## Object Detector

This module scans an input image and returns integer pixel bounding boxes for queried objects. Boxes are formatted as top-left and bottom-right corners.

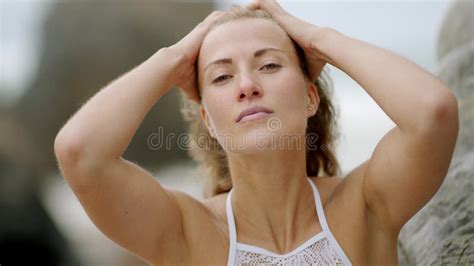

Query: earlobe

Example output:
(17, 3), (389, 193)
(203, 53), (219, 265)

(199, 105), (210, 128)
(199, 106), (216, 138)
(307, 82), (320, 116)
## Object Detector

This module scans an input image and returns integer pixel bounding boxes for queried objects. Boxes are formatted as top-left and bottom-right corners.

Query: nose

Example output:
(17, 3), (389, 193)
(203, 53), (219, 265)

(237, 73), (263, 101)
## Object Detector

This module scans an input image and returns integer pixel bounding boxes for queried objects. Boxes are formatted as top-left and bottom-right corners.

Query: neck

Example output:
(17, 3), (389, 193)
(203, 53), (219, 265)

(227, 148), (316, 254)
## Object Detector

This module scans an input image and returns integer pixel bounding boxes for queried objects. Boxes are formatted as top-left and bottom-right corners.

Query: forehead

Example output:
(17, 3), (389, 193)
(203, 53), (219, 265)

(198, 18), (293, 67)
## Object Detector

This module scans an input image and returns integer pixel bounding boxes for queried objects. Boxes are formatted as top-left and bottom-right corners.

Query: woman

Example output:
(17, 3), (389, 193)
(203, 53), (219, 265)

(54, 1), (459, 265)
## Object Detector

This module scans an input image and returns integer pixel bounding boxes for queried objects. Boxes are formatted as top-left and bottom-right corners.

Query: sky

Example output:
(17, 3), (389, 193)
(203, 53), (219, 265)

(1, 0), (453, 174)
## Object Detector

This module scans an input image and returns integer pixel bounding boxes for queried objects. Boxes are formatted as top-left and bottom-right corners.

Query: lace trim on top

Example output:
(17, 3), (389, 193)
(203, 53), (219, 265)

(226, 177), (352, 266)
(236, 236), (345, 265)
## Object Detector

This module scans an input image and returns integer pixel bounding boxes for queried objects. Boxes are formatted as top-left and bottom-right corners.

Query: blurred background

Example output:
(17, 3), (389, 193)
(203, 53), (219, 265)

(1, 0), (472, 265)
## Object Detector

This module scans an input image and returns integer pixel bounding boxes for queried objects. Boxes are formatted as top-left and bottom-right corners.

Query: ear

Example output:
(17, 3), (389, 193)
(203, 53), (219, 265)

(306, 81), (320, 117)
(199, 105), (216, 138)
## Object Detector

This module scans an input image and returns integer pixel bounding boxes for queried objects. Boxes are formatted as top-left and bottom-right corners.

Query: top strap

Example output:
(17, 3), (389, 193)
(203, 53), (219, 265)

(226, 189), (237, 266)
(307, 177), (353, 266)
(307, 177), (330, 234)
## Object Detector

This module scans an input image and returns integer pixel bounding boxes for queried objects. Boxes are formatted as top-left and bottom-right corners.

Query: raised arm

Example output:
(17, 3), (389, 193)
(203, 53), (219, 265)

(313, 28), (459, 232)
(250, 0), (459, 234)
(54, 11), (225, 264)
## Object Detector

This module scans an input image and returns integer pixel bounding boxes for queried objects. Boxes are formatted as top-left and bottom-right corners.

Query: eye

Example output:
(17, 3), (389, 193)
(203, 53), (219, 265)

(261, 63), (281, 71)
(212, 74), (232, 84)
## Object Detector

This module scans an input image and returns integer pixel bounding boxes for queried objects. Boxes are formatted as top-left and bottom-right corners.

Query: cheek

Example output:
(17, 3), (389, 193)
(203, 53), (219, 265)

(269, 72), (308, 133)
(202, 91), (234, 127)
(270, 73), (307, 112)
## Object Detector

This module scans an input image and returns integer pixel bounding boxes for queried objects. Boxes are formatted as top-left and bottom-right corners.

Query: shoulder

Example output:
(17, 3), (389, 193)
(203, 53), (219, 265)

(315, 163), (387, 263)
(318, 162), (370, 224)
(310, 161), (368, 209)
(201, 191), (229, 226)
(167, 188), (227, 231)
(173, 164), (369, 226)
(167, 167), (371, 263)
(166, 188), (229, 263)
(200, 171), (368, 224)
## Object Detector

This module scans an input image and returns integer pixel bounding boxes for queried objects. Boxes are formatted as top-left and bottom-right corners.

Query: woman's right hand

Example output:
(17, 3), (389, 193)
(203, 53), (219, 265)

(166, 10), (226, 103)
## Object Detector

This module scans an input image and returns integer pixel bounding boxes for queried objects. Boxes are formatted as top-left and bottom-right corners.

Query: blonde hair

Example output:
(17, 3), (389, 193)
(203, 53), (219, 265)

(180, 5), (340, 199)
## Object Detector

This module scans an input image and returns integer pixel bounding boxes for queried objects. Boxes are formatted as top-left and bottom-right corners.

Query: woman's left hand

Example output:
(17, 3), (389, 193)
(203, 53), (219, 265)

(247, 0), (329, 81)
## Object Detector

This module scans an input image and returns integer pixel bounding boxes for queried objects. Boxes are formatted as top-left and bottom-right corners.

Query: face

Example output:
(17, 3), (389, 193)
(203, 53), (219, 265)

(197, 18), (319, 154)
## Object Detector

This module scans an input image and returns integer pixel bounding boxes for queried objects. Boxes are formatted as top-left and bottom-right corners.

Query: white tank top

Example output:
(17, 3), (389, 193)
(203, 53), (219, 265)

(226, 177), (353, 265)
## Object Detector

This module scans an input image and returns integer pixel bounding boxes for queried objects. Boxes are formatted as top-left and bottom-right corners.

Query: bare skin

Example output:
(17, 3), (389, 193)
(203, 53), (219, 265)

(54, 1), (458, 265)
(170, 170), (397, 265)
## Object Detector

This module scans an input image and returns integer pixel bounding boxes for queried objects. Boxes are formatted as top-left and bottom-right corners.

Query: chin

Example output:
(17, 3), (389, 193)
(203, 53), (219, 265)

(214, 127), (274, 153)
(224, 129), (305, 154)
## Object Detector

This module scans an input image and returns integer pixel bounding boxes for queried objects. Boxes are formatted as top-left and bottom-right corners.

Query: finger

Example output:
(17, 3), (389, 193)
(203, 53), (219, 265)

(178, 84), (200, 104)
(246, 1), (311, 48)
(187, 92), (200, 104)
(192, 10), (224, 33)
(186, 75), (201, 103)
(203, 10), (225, 25)
(265, 0), (285, 13)
(191, 94), (202, 104)
(204, 10), (222, 20)
(189, 81), (201, 103)
(189, 89), (201, 104)
(247, 0), (286, 16)
(308, 59), (326, 82)
(176, 10), (226, 58)
(246, 0), (259, 9)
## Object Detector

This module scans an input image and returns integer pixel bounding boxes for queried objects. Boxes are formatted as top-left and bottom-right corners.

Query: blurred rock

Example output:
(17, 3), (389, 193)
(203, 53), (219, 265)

(0, 155), (80, 265)
(9, 0), (214, 176)
(437, 0), (474, 156)
(1, 1), (215, 265)
(397, 1), (474, 265)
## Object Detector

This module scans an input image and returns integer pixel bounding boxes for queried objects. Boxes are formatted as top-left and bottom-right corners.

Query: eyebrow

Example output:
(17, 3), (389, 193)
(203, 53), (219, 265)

(203, 47), (285, 72)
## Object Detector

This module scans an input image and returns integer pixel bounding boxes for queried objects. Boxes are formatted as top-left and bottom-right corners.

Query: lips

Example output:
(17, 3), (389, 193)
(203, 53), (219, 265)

(236, 105), (274, 123)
